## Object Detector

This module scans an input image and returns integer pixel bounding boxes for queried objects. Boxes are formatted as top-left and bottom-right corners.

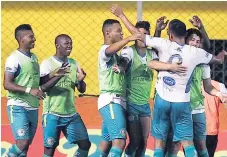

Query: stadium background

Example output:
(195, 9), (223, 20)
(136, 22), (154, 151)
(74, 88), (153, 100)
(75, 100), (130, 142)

(1, 1), (227, 156)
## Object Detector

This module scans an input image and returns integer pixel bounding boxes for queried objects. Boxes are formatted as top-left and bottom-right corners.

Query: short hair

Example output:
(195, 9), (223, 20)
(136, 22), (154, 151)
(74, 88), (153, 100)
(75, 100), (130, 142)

(169, 19), (186, 37)
(135, 21), (150, 33)
(55, 34), (71, 45)
(102, 19), (120, 33)
(15, 24), (33, 40)
(185, 28), (202, 42)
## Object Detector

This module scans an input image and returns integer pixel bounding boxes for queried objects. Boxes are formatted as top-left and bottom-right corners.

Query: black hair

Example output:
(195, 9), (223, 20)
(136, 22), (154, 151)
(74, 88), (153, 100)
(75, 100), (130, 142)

(169, 19), (187, 37)
(15, 24), (33, 40)
(135, 21), (150, 33)
(102, 19), (120, 33)
(185, 28), (202, 42)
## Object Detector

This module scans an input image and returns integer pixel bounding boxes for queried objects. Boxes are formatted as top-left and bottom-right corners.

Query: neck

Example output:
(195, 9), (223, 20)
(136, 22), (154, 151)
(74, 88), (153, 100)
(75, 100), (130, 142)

(135, 45), (146, 57)
(18, 47), (30, 54)
(104, 37), (113, 45)
(54, 53), (68, 62)
(173, 38), (185, 45)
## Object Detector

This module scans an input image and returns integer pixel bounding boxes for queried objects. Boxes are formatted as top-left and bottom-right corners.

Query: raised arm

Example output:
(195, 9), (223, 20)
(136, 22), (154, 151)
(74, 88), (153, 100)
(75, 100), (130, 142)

(110, 4), (139, 34)
(189, 16), (211, 50)
(154, 16), (169, 37)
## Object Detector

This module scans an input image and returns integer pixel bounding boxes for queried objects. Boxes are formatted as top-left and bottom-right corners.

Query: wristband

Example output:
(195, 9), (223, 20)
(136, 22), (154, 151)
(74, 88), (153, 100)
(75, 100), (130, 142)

(216, 92), (221, 97)
(25, 87), (31, 94)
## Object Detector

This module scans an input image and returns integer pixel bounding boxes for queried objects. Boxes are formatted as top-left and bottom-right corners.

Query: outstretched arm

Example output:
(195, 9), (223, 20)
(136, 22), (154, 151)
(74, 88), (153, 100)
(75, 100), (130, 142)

(189, 16), (211, 50)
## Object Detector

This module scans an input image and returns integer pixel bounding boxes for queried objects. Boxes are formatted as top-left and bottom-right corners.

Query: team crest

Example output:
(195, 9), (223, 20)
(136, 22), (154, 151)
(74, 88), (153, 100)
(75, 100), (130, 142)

(47, 137), (55, 146)
(120, 128), (126, 137)
(17, 129), (25, 137)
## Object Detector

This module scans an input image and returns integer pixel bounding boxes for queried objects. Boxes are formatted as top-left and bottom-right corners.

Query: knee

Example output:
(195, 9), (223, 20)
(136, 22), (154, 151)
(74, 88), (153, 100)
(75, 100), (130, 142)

(16, 140), (30, 151)
(77, 139), (91, 151)
(129, 135), (142, 148)
(112, 139), (126, 149)
(194, 139), (207, 151)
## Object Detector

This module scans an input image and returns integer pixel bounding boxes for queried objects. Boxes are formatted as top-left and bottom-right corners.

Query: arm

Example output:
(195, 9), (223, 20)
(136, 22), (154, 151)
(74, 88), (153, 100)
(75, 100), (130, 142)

(110, 4), (138, 34)
(189, 16), (211, 50)
(76, 67), (86, 93)
(4, 72), (26, 93)
(147, 60), (187, 74)
(209, 50), (226, 64)
(40, 76), (63, 92)
(154, 16), (169, 37)
(105, 34), (140, 56)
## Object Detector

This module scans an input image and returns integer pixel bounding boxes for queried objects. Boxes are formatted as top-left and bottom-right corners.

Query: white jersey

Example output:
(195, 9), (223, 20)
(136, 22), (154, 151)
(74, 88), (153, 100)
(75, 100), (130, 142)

(97, 45), (126, 110)
(145, 35), (213, 102)
(120, 46), (158, 64)
(5, 50), (38, 110)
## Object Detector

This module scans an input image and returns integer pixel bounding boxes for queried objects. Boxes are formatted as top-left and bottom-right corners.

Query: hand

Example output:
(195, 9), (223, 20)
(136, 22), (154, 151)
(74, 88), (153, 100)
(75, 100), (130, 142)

(156, 16), (169, 31)
(216, 50), (227, 64)
(189, 16), (203, 29)
(219, 93), (227, 105)
(77, 67), (86, 81)
(112, 64), (125, 74)
(110, 4), (124, 18)
(30, 88), (46, 100)
(51, 63), (70, 77)
(169, 63), (188, 76)
(128, 33), (144, 42)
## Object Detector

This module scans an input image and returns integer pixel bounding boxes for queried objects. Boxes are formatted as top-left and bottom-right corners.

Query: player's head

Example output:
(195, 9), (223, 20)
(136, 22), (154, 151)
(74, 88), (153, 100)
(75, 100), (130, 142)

(185, 28), (202, 48)
(135, 21), (150, 48)
(15, 24), (36, 49)
(102, 19), (123, 43)
(167, 19), (187, 41)
(55, 34), (72, 56)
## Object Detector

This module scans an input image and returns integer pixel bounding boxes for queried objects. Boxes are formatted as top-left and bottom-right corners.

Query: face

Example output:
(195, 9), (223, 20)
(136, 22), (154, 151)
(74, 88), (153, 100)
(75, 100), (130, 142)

(136, 28), (150, 48)
(186, 34), (201, 48)
(19, 30), (36, 49)
(57, 37), (73, 56)
(108, 23), (123, 43)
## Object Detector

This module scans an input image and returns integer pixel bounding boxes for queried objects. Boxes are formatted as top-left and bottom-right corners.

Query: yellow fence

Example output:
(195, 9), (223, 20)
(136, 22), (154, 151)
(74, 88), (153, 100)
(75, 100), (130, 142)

(1, 1), (227, 96)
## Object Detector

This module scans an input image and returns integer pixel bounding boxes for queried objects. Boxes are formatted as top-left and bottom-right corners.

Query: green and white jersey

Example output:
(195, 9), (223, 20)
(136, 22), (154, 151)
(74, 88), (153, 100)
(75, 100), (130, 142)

(5, 50), (40, 109)
(121, 45), (158, 105)
(191, 64), (211, 114)
(98, 45), (126, 110)
(40, 56), (79, 116)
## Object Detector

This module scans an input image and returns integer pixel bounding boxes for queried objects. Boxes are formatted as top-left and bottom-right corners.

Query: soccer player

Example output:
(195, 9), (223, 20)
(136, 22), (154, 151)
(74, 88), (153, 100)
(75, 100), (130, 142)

(40, 34), (91, 157)
(165, 16), (227, 157)
(96, 19), (142, 157)
(110, 17), (187, 157)
(203, 80), (227, 157)
(4, 24), (45, 157)
(110, 4), (226, 157)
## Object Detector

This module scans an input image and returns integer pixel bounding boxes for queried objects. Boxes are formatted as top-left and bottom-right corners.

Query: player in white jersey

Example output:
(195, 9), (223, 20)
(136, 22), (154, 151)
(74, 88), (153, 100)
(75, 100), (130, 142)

(109, 4), (226, 157)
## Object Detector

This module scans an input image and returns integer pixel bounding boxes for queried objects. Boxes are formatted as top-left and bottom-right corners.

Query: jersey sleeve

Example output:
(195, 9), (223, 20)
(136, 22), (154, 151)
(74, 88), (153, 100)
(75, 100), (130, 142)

(201, 65), (211, 79)
(99, 45), (111, 62)
(40, 60), (52, 77)
(5, 54), (19, 74)
(120, 46), (133, 62)
(219, 83), (227, 94)
(194, 48), (213, 65)
(149, 49), (159, 60)
(145, 35), (169, 54)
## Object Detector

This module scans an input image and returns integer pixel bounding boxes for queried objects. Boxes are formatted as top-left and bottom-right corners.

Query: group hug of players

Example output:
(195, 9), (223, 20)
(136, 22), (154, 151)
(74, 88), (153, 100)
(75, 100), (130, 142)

(4, 4), (227, 157)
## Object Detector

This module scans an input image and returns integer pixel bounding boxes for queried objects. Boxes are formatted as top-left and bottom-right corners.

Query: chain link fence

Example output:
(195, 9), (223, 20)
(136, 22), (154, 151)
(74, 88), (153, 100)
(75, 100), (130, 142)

(1, 1), (227, 97)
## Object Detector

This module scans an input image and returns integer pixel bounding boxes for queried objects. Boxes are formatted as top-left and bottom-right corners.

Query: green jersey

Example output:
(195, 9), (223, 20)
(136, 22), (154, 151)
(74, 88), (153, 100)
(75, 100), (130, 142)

(41, 56), (78, 115)
(6, 50), (40, 107)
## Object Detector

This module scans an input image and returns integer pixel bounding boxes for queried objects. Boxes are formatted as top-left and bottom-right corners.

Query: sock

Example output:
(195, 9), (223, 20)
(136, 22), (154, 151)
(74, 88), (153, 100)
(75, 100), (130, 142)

(198, 149), (209, 157)
(43, 154), (51, 157)
(184, 145), (197, 157)
(125, 147), (136, 157)
(96, 148), (108, 157)
(140, 150), (146, 157)
(108, 147), (123, 157)
(153, 148), (164, 157)
(74, 148), (89, 157)
(7, 144), (23, 156)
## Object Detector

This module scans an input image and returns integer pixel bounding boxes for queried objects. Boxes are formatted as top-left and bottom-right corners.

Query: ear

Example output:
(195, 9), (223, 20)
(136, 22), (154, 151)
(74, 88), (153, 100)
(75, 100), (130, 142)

(106, 31), (109, 36)
(56, 44), (60, 49)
